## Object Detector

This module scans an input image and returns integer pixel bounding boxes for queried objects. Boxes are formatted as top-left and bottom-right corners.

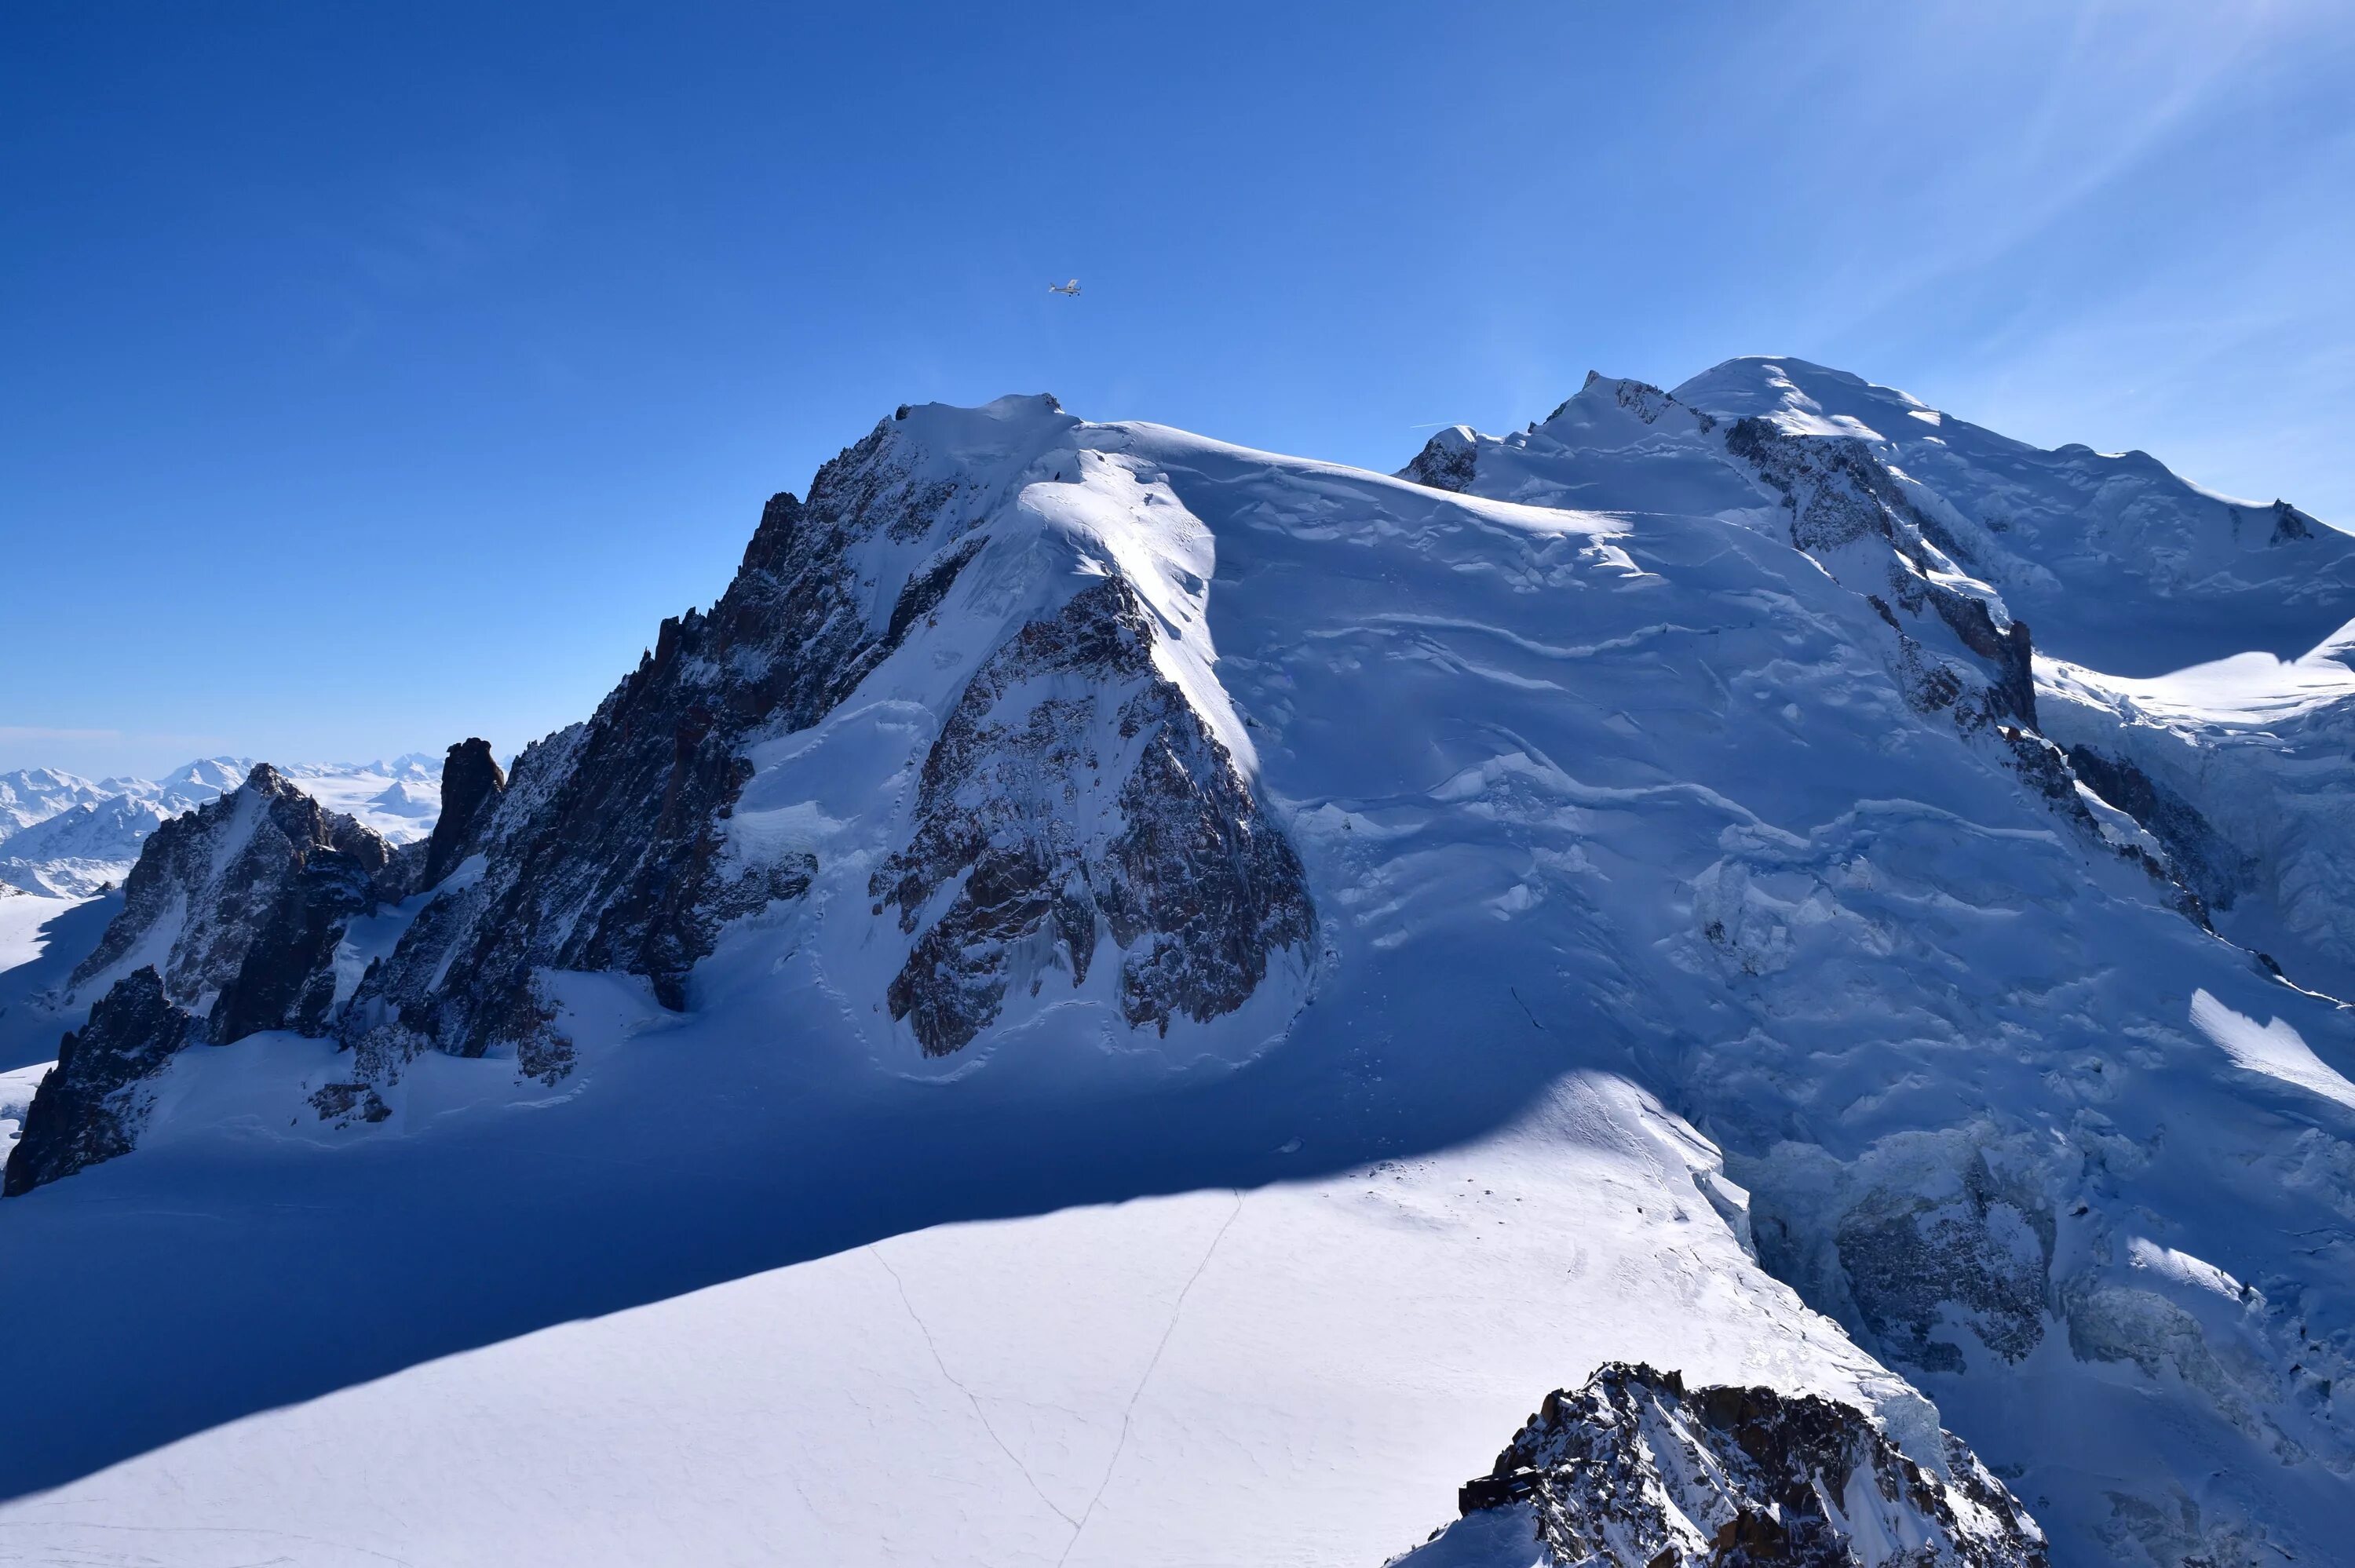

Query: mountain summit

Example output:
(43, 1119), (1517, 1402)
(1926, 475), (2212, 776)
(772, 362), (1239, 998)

(2, 365), (2351, 1568)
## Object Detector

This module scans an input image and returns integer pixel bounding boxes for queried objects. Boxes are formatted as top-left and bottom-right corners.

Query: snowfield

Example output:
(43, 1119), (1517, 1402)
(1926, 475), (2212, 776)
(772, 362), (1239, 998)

(0, 1079), (1914, 1567)
(2, 366), (2352, 1566)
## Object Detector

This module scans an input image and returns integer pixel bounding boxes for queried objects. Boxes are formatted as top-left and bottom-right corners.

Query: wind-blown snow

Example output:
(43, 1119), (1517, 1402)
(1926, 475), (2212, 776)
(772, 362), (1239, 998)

(2189, 988), (2355, 1113)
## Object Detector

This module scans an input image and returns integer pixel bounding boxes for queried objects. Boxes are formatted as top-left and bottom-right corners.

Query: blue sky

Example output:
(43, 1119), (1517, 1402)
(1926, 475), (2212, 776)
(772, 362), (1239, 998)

(5, 1), (2352, 778)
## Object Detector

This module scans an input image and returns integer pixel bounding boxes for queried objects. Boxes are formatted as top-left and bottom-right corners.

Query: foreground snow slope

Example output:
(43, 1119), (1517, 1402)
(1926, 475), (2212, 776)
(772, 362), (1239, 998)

(4, 383), (2353, 1566)
(0, 1078), (1915, 1567)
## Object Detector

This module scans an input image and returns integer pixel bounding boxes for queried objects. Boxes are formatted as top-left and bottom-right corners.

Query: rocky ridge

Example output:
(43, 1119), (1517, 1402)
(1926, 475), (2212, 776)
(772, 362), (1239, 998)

(5, 764), (411, 1191)
(327, 398), (1310, 1090)
(1400, 1362), (2046, 1567)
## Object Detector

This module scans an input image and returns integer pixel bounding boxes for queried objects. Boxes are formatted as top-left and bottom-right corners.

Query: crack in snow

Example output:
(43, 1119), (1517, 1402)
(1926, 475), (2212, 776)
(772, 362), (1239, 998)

(867, 1244), (1082, 1531)
(1058, 1189), (1246, 1565)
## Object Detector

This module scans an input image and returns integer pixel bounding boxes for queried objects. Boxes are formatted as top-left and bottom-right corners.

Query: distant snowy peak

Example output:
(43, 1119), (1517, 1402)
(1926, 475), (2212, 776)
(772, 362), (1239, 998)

(1404, 366), (2064, 806)
(0, 768), (114, 839)
(1669, 357), (2355, 673)
(0, 797), (173, 898)
(148, 756), (256, 804)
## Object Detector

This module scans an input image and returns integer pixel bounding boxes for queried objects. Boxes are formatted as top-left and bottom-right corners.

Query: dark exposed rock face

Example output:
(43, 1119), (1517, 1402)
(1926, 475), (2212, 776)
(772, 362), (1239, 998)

(2065, 744), (2255, 913)
(871, 578), (1314, 1055)
(342, 415), (1002, 1068)
(419, 738), (506, 892)
(1445, 1363), (2046, 1567)
(1398, 425), (1478, 493)
(2268, 498), (2318, 544)
(204, 839), (385, 1045)
(4, 968), (195, 1196)
(1833, 1152), (2055, 1374)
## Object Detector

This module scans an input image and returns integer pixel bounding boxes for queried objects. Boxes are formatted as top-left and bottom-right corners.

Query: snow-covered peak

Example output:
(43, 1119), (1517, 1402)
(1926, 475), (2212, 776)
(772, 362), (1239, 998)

(0, 768), (111, 840)
(1670, 356), (2355, 673)
(0, 797), (173, 898)
(154, 757), (256, 800)
(878, 392), (1078, 481)
(1670, 354), (1930, 439)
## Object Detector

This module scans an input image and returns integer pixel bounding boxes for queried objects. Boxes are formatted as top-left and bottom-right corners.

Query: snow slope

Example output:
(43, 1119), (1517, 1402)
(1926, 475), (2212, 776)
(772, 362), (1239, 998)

(3, 383), (2353, 1566)
(0, 1077), (1922, 1567)
(0, 892), (112, 1072)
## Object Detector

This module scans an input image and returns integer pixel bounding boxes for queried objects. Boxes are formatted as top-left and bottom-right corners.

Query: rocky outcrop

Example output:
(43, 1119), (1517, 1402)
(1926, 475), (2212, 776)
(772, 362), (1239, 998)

(69, 764), (405, 1027)
(2266, 499), (2318, 545)
(418, 738), (506, 891)
(871, 577), (1313, 1055)
(3, 968), (195, 1196)
(1399, 425), (1479, 493)
(7, 766), (411, 1192)
(1408, 1363), (2045, 1567)
(2064, 744), (2256, 913)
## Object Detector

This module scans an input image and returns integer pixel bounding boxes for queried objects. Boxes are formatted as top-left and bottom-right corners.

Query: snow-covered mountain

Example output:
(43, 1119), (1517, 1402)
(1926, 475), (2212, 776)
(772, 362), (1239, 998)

(2, 369), (2351, 1568)
(1670, 358), (2355, 676)
(0, 753), (442, 896)
(0, 768), (116, 837)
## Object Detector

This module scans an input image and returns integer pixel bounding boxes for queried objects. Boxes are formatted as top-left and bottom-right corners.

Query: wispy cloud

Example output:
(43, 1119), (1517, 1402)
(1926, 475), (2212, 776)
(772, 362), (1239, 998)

(0, 725), (122, 742)
(0, 726), (231, 746)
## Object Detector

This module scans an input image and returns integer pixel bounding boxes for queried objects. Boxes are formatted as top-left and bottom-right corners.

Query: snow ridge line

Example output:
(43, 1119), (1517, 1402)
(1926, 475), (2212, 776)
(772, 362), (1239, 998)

(866, 1244), (1082, 1531)
(1058, 1189), (1246, 1564)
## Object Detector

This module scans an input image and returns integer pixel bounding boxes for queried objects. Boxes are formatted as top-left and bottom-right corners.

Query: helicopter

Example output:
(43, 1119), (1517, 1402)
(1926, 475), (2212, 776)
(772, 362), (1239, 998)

(1048, 279), (1082, 297)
